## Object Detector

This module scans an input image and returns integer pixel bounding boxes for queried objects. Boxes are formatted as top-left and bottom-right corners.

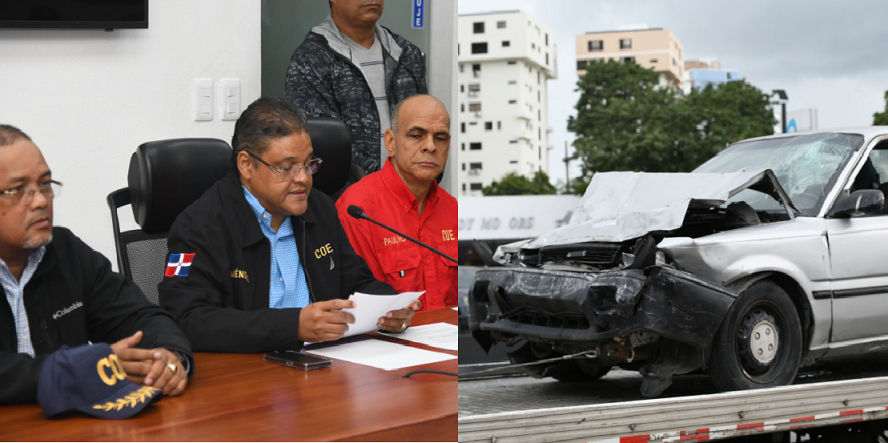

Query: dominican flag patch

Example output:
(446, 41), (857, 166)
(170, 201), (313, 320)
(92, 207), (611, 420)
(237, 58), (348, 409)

(165, 253), (196, 277)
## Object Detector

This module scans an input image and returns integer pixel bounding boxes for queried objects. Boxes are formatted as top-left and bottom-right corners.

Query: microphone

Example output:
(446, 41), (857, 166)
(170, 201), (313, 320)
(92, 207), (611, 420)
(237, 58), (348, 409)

(347, 205), (457, 263)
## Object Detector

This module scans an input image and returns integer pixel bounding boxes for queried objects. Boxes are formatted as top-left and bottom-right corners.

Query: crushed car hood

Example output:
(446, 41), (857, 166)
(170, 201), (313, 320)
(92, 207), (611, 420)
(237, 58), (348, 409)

(523, 168), (795, 248)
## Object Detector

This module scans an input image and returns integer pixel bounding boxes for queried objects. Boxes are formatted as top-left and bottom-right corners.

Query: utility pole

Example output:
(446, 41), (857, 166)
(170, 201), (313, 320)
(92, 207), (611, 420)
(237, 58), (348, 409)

(563, 141), (571, 188)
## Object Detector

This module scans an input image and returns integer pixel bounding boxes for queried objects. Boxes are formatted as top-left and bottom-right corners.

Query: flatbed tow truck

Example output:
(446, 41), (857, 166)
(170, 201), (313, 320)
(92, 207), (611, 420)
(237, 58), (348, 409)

(458, 367), (888, 442)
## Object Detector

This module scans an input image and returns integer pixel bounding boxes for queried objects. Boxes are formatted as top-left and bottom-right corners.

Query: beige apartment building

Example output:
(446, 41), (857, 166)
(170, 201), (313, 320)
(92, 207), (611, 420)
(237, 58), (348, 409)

(576, 28), (684, 89)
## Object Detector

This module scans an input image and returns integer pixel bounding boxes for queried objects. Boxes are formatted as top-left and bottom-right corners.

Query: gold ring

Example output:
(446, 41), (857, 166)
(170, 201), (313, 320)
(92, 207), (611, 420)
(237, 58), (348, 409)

(167, 363), (177, 373)
(401, 320), (408, 331)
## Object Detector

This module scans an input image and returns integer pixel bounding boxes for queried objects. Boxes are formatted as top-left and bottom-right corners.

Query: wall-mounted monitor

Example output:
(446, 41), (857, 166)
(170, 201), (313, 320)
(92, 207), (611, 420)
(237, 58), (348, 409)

(0, 1), (148, 30)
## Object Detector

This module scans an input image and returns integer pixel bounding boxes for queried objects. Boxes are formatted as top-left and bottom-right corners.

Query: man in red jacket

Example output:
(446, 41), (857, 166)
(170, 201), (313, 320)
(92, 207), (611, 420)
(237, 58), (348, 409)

(336, 95), (456, 311)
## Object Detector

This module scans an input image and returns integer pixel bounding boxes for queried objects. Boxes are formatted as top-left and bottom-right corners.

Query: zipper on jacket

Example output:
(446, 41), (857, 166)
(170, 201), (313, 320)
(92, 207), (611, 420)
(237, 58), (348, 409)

(301, 219), (315, 304)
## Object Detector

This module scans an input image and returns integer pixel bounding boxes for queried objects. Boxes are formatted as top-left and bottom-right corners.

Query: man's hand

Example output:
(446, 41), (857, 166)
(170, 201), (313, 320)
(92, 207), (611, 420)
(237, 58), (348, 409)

(110, 331), (188, 396)
(377, 299), (420, 333)
(298, 299), (356, 343)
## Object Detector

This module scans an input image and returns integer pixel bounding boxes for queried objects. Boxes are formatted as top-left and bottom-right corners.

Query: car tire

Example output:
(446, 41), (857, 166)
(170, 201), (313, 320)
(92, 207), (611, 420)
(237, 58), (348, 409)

(708, 280), (802, 392)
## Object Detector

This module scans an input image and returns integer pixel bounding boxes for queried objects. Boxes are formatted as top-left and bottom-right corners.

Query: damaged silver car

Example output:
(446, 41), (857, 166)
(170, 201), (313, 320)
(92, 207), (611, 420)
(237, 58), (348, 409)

(465, 129), (888, 397)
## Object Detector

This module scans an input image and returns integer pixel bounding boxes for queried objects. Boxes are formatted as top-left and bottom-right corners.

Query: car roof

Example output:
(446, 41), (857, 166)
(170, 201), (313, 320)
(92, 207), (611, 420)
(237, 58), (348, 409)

(737, 126), (888, 145)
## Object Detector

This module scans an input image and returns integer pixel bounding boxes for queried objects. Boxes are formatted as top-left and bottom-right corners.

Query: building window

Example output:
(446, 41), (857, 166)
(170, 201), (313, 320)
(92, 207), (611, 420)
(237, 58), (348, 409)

(471, 43), (488, 54)
(468, 122), (477, 126)
(507, 61), (517, 65)
(508, 99), (517, 104)
(484, 122), (492, 131)
(460, 103), (465, 113)
(588, 40), (603, 52)
(470, 183), (483, 191)
(539, 147), (541, 160)
(620, 38), (632, 49)
(538, 90), (540, 102)
(538, 110), (541, 121)
(622, 56), (635, 64)
(545, 53), (549, 65)
(461, 163), (466, 171)
(472, 63), (481, 77)
(497, 121), (502, 130)
(509, 140), (518, 144)
(469, 163), (482, 174)
(545, 33), (549, 46)
(469, 102), (481, 112)
(531, 43), (535, 50)
(461, 143), (466, 151)
(539, 127), (542, 140)
(508, 80), (517, 85)
(460, 123), (465, 133)
(473, 22), (484, 34)
(459, 64), (464, 73)
(460, 84), (464, 93)
(509, 160), (518, 164)
(650, 58), (658, 64)
(462, 183), (467, 192)
(497, 20), (506, 29)
(502, 40), (510, 47)
(468, 83), (480, 93)
(470, 142), (482, 150)
(577, 60), (588, 70)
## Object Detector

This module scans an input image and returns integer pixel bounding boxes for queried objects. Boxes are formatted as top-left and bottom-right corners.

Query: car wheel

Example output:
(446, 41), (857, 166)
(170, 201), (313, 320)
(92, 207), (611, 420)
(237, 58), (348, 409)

(708, 280), (802, 392)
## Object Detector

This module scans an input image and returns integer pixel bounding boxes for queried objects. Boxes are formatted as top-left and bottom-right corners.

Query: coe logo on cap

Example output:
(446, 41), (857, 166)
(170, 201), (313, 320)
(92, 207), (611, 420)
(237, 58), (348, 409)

(96, 354), (127, 386)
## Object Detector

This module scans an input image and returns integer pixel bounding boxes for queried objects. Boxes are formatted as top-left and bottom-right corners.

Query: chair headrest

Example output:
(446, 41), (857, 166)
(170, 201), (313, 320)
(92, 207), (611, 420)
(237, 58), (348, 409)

(128, 138), (231, 233)
(307, 117), (351, 196)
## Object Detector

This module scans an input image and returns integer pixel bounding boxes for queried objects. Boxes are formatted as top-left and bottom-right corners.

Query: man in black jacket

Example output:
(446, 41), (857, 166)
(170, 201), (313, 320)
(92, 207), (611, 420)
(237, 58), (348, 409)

(159, 97), (413, 353)
(0, 125), (192, 405)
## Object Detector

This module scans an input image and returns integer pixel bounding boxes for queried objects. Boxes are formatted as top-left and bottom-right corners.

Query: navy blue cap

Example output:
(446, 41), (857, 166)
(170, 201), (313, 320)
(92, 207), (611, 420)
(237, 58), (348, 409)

(37, 343), (162, 419)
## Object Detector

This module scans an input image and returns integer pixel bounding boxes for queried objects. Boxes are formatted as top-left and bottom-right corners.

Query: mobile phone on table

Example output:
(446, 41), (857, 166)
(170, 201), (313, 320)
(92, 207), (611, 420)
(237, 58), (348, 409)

(264, 351), (332, 371)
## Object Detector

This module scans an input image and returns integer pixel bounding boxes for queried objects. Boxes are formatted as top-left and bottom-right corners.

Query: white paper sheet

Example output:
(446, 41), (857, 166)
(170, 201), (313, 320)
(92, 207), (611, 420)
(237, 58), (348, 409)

(341, 291), (424, 338)
(306, 339), (455, 370)
(377, 323), (458, 351)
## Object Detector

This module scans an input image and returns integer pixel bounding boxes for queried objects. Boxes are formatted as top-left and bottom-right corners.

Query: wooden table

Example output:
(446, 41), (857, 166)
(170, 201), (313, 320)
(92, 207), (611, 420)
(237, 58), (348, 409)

(0, 308), (457, 441)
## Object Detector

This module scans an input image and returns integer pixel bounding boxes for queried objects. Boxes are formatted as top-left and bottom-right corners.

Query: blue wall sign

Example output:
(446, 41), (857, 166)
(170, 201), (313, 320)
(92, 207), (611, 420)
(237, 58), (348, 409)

(412, 0), (425, 29)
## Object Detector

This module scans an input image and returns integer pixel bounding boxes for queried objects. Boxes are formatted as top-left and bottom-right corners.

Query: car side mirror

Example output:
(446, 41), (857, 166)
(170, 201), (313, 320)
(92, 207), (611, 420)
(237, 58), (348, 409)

(828, 189), (885, 218)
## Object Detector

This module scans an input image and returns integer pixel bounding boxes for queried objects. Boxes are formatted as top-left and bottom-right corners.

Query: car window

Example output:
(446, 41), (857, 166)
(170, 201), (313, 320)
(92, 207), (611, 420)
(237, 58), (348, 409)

(695, 133), (862, 216)
(868, 148), (888, 184)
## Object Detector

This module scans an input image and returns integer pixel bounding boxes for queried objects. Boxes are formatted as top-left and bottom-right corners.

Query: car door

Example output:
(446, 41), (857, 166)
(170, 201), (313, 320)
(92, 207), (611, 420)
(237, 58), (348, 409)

(824, 142), (888, 342)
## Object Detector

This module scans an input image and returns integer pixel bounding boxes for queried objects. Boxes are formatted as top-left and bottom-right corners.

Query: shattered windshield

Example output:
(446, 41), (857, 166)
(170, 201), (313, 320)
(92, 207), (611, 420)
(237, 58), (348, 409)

(694, 133), (863, 216)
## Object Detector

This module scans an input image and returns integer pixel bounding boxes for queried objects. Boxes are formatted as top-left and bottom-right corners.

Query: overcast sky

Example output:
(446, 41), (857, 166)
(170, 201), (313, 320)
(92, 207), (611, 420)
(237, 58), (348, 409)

(458, 0), (888, 186)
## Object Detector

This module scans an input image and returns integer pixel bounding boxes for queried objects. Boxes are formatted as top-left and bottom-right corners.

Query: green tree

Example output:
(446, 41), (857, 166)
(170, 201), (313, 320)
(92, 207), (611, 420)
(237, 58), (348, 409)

(567, 60), (679, 178)
(482, 170), (557, 196)
(680, 80), (777, 167)
(567, 60), (776, 192)
(874, 90), (888, 125)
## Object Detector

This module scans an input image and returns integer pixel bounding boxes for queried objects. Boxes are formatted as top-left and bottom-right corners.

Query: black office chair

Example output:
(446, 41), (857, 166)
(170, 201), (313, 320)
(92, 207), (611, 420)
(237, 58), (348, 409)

(306, 117), (364, 199)
(107, 138), (232, 304)
(107, 119), (355, 304)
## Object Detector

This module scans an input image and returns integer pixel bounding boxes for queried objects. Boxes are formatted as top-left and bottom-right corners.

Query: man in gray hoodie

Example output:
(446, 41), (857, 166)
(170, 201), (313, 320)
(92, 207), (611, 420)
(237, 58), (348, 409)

(285, 0), (427, 175)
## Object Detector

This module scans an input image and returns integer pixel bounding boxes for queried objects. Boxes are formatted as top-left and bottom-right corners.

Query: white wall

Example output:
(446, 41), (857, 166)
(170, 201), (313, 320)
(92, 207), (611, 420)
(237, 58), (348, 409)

(0, 1), (261, 268)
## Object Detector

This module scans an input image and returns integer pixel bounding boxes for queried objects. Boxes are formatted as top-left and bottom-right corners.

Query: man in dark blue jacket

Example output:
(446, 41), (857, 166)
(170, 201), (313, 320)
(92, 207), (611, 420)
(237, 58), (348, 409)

(0, 125), (192, 405)
(159, 97), (415, 353)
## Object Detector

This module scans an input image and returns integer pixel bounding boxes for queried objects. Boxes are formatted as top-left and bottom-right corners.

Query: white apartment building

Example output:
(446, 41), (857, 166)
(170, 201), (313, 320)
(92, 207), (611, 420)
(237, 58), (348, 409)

(457, 11), (557, 196)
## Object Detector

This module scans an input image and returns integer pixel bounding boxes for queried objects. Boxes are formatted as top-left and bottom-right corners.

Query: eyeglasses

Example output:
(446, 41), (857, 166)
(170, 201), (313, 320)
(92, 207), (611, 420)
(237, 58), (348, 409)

(246, 151), (323, 182)
(0, 180), (63, 206)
